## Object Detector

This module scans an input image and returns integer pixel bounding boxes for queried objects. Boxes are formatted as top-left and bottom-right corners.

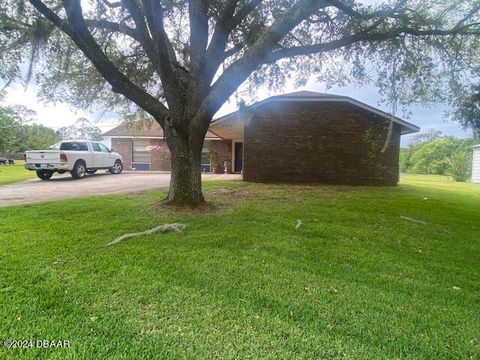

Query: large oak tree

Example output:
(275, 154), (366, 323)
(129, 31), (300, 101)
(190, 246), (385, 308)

(1, 0), (479, 204)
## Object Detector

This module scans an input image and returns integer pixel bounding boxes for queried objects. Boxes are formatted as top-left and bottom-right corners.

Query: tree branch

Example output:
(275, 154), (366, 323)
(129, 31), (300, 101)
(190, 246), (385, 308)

(99, 0), (121, 8)
(27, 0), (74, 35)
(141, 0), (182, 110)
(267, 23), (480, 62)
(222, 43), (244, 61)
(201, 0), (479, 122)
(203, 0), (241, 84)
(328, 0), (408, 20)
(231, 0), (263, 27)
(116, 0), (172, 90)
(120, 0), (150, 38)
(189, 0), (209, 73)
(203, 0), (266, 85)
(141, 0), (178, 65)
(28, 0), (168, 124)
(201, 0), (329, 118)
(84, 19), (140, 42)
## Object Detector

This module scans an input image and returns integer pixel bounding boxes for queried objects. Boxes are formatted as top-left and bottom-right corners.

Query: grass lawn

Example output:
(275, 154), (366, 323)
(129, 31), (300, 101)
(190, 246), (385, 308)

(0, 161), (36, 185)
(0, 175), (479, 359)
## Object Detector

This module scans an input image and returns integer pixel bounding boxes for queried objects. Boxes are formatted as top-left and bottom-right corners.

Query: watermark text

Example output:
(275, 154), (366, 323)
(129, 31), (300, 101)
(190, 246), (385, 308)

(3, 339), (70, 349)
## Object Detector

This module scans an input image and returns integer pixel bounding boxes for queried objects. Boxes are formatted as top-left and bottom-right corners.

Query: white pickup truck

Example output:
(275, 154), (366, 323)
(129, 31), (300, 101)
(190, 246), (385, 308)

(25, 140), (123, 180)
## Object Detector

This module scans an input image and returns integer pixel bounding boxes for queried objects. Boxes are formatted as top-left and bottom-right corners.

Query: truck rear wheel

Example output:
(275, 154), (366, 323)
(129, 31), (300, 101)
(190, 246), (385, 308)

(70, 161), (86, 179)
(36, 170), (53, 180)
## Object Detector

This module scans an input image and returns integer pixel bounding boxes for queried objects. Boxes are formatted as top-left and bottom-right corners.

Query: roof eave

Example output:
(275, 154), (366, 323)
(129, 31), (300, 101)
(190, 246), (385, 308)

(212, 96), (420, 135)
(401, 128), (420, 135)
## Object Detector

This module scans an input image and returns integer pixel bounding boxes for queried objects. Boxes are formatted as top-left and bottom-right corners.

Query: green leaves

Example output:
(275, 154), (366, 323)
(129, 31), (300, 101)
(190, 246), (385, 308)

(447, 149), (473, 181)
(400, 133), (476, 181)
(57, 117), (104, 141)
(0, 0), (479, 129)
(451, 84), (480, 136)
(0, 102), (59, 155)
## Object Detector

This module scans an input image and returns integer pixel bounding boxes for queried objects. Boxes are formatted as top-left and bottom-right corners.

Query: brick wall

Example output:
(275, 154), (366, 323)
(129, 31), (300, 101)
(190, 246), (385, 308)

(150, 139), (171, 171)
(243, 101), (401, 185)
(210, 140), (232, 174)
(111, 138), (133, 170)
(111, 138), (172, 171)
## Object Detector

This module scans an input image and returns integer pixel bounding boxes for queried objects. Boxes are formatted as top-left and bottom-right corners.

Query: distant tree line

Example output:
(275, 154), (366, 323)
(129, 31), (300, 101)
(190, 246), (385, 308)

(57, 118), (103, 141)
(0, 97), (103, 157)
(0, 104), (59, 157)
(400, 130), (477, 182)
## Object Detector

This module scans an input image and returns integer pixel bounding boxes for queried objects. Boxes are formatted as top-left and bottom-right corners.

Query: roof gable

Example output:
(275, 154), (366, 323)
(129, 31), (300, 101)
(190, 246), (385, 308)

(212, 91), (420, 135)
(269, 90), (341, 99)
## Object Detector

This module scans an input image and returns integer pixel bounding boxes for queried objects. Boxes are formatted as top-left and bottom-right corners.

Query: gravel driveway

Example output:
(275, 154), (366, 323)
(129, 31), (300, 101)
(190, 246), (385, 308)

(0, 172), (241, 207)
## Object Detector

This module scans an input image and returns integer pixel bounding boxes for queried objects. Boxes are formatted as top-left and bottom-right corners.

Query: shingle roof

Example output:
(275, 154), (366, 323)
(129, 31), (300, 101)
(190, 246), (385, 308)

(104, 91), (420, 138)
(103, 120), (221, 139)
(103, 122), (162, 137)
(267, 90), (342, 99)
(212, 90), (419, 135)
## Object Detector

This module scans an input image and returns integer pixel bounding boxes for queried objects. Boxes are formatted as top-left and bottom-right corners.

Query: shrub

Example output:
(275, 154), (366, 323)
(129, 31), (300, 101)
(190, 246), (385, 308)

(447, 150), (472, 182)
(402, 134), (475, 180)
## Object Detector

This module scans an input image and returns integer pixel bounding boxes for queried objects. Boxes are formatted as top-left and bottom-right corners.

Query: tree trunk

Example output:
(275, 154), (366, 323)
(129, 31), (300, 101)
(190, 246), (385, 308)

(164, 126), (205, 206)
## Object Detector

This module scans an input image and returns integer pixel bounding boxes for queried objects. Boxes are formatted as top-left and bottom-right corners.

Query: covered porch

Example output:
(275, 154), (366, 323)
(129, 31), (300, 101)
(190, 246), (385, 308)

(209, 112), (244, 174)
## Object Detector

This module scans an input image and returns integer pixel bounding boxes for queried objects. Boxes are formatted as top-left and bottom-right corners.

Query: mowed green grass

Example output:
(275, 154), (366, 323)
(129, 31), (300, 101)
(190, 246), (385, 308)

(0, 161), (35, 185)
(0, 175), (479, 359)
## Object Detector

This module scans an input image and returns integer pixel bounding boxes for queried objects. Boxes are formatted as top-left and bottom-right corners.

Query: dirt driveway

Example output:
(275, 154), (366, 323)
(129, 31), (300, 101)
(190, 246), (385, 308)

(0, 172), (241, 207)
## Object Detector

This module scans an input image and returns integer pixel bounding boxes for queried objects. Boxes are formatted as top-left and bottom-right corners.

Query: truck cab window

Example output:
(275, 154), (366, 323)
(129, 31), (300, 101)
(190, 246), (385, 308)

(60, 142), (88, 151)
(99, 144), (110, 153)
(92, 143), (101, 152)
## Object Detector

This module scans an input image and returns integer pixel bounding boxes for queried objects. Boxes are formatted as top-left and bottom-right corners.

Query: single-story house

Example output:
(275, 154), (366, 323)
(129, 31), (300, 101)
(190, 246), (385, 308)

(473, 145), (480, 184)
(103, 122), (222, 172)
(103, 91), (419, 185)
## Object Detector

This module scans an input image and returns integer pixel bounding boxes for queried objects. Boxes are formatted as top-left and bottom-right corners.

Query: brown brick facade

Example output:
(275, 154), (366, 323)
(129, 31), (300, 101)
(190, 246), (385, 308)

(150, 139), (171, 171)
(243, 102), (401, 185)
(110, 99), (407, 183)
(210, 140), (233, 174)
(112, 138), (133, 170)
(111, 138), (172, 171)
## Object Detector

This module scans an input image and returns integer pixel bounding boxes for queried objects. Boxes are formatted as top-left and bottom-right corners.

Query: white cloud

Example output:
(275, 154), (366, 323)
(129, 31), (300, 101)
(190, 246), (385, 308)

(4, 85), (87, 129)
(3, 84), (119, 132)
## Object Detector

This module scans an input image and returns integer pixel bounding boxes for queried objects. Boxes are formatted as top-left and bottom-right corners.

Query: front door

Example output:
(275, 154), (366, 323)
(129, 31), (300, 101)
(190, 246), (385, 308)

(234, 142), (243, 173)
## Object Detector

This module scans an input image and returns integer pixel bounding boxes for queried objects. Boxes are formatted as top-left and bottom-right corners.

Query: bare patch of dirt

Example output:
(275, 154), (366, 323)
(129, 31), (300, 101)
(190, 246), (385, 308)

(205, 187), (254, 200)
(262, 183), (363, 193)
(148, 199), (228, 214)
(144, 188), (254, 214)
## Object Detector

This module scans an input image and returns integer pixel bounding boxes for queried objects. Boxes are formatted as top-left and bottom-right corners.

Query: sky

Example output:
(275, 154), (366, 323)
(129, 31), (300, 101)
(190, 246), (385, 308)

(3, 78), (472, 147)
(3, 84), (120, 132)
(1, 0), (474, 147)
(1, 0), (473, 146)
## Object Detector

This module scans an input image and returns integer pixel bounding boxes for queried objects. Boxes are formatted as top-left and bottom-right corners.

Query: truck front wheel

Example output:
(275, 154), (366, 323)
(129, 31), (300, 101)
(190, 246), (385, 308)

(36, 170), (53, 180)
(71, 161), (86, 179)
(110, 160), (123, 175)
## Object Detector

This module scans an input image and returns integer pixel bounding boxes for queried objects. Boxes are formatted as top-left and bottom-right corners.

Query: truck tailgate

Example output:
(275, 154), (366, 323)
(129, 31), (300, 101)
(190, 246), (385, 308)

(26, 151), (61, 163)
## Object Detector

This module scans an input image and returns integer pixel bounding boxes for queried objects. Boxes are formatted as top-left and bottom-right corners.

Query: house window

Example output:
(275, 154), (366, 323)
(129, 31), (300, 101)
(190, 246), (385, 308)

(200, 145), (211, 172)
(132, 139), (151, 170)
